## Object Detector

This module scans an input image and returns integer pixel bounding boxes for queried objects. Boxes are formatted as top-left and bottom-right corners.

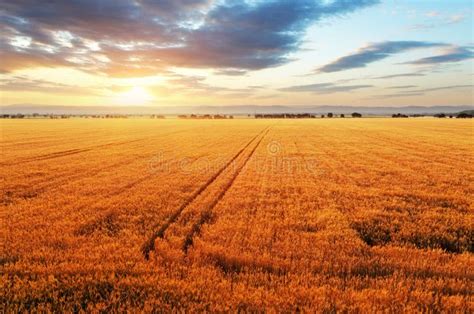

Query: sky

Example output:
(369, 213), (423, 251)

(0, 0), (473, 107)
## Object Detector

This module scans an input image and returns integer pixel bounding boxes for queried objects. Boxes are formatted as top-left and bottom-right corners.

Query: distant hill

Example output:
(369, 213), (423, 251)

(1, 104), (473, 116)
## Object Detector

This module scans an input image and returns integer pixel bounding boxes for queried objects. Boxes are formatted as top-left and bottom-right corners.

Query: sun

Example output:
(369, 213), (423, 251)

(116, 86), (153, 105)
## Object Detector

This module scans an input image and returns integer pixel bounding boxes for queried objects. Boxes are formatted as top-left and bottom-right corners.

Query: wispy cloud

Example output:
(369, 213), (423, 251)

(410, 13), (467, 30)
(425, 11), (441, 18)
(214, 69), (248, 76)
(373, 72), (426, 79)
(160, 73), (257, 97)
(317, 41), (446, 73)
(376, 92), (424, 98)
(0, 72), (258, 98)
(402, 46), (473, 65)
(279, 82), (372, 94)
(417, 84), (473, 92)
(387, 85), (418, 89)
(0, 76), (102, 95)
(374, 84), (473, 98)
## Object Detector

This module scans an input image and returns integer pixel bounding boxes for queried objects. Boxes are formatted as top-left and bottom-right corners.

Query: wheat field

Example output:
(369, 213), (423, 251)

(1, 118), (473, 312)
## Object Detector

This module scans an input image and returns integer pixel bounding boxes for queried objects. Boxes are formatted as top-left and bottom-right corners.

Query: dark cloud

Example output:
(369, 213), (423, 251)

(402, 46), (473, 65)
(279, 82), (372, 94)
(152, 0), (379, 70)
(0, 0), (379, 75)
(0, 1), (171, 44)
(139, 0), (212, 19)
(318, 41), (447, 73)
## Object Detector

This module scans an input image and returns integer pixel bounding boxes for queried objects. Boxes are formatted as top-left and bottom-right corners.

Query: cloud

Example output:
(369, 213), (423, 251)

(145, 73), (259, 98)
(410, 13), (467, 30)
(0, 0), (379, 76)
(417, 84), (473, 93)
(0, 69), (257, 97)
(317, 41), (447, 73)
(214, 69), (248, 76)
(254, 94), (279, 99)
(425, 11), (441, 18)
(403, 46), (473, 65)
(373, 72), (425, 79)
(165, 74), (241, 93)
(375, 84), (473, 98)
(0, 75), (103, 95)
(376, 92), (424, 98)
(279, 82), (372, 94)
(387, 85), (418, 89)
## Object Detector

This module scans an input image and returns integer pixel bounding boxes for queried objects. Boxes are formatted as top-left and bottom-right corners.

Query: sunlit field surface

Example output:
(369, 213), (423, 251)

(1, 118), (473, 312)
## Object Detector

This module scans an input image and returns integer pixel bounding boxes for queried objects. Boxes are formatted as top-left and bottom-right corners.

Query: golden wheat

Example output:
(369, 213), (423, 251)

(1, 118), (473, 312)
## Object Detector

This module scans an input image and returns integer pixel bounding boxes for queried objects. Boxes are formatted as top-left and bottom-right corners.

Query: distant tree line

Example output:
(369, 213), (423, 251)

(392, 113), (409, 118)
(0, 114), (167, 119)
(254, 112), (363, 119)
(456, 112), (473, 118)
(178, 114), (234, 119)
(0, 114), (70, 119)
(434, 112), (473, 118)
(255, 113), (316, 119)
(3, 111), (471, 119)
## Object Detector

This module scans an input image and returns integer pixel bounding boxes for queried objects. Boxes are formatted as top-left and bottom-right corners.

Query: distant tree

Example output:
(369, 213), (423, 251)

(327, 112), (333, 118)
(321, 114), (325, 118)
(340, 114), (345, 118)
(392, 113), (408, 118)
(456, 113), (473, 118)
(434, 113), (446, 118)
(352, 112), (362, 118)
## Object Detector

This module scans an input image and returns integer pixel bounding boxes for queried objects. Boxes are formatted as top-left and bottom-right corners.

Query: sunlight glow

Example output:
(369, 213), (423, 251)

(115, 86), (154, 105)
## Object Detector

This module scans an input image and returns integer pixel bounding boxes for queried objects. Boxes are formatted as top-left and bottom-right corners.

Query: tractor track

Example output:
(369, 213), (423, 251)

(142, 126), (270, 259)
(182, 127), (269, 254)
